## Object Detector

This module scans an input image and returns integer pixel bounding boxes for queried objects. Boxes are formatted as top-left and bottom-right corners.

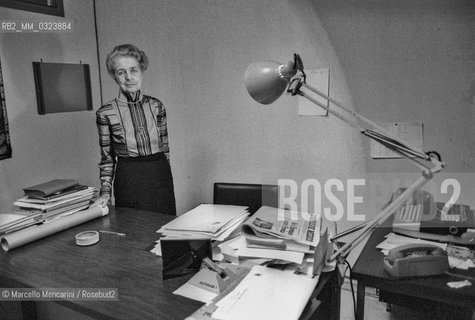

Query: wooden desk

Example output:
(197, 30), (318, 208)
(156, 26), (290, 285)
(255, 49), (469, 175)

(0, 206), (340, 320)
(352, 227), (475, 320)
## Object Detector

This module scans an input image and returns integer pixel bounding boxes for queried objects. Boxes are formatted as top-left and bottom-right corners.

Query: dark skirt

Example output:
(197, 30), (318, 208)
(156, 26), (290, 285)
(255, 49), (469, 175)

(114, 152), (176, 215)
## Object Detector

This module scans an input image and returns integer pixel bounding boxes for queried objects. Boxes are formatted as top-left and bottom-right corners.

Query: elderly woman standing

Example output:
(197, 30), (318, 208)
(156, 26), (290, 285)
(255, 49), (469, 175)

(91, 44), (176, 215)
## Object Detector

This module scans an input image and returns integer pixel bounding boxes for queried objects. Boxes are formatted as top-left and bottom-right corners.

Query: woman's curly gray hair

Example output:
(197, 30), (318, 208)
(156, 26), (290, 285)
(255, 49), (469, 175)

(106, 44), (149, 75)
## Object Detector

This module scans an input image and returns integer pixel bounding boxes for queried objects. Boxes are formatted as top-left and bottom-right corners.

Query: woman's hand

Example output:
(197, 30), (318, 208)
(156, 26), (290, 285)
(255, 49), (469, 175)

(89, 194), (110, 208)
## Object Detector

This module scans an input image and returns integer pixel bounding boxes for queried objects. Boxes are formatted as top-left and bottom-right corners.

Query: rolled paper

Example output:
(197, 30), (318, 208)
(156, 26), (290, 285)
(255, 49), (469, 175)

(1, 206), (109, 251)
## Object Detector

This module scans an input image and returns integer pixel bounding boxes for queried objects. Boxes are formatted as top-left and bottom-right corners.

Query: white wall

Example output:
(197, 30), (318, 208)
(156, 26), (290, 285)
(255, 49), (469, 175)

(0, 0), (101, 212)
(1, 0), (473, 227)
(0, 1), (472, 317)
(312, 0), (475, 209)
(95, 0), (367, 223)
(313, 0), (474, 174)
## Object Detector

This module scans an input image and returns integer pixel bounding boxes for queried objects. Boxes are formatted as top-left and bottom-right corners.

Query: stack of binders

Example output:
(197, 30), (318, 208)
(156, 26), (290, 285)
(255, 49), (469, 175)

(3, 179), (98, 233)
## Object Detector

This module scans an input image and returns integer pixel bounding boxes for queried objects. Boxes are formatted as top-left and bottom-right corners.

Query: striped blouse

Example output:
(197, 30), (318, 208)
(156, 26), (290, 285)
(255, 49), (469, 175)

(95, 90), (169, 197)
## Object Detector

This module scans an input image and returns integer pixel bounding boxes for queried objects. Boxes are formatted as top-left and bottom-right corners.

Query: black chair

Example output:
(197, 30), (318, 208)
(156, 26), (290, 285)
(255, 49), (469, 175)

(213, 182), (279, 215)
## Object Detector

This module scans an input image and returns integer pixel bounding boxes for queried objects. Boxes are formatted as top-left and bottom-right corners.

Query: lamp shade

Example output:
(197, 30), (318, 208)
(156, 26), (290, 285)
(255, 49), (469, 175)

(244, 60), (297, 105)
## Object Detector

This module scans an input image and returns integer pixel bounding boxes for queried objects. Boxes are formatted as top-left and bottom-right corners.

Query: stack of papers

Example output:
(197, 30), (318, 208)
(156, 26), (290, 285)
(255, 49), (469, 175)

(208, 265), (318, 320)
(1, 180), (97, 235)
(152, 204), (250, 255)
(0, 212), (41, 235)
(218, 235), (306, 265)
(217, 206), (321, 265)
(13, 187), (97, 219)
(377, 232), (447, 255)
(242, 206), (320, 248)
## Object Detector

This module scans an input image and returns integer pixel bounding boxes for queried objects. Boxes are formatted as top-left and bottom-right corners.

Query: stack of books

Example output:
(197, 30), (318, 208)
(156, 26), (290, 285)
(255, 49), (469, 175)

(1, 179), (97, 234)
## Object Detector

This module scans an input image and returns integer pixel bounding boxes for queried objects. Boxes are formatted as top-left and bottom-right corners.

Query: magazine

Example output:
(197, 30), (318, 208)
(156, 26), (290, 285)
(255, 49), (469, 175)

(241, 206), (320, 247)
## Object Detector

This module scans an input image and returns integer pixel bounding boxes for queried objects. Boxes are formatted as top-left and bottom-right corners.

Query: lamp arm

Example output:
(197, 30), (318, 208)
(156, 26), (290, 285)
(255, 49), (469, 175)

(362, 130), (432, 171)
(297, 88), (434, 171)
(328, 165), (441, 262)
(297, 80), (431, 161)
(244, 54), (447, 263)
(297, 90), (363, 131)
(291, 76), (446, 262)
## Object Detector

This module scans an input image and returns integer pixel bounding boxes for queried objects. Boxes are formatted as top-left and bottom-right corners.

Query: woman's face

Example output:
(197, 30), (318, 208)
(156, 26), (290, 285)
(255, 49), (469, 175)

(113, 56), (143, 94)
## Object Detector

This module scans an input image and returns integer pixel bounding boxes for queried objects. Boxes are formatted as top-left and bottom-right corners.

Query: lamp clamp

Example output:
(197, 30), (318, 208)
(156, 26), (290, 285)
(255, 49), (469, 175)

(293, 53), (305, 77)
(287, 78), (304, 96)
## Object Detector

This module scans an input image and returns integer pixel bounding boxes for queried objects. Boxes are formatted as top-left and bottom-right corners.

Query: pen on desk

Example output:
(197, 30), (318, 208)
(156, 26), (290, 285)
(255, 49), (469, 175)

(99, 230), (126, 236)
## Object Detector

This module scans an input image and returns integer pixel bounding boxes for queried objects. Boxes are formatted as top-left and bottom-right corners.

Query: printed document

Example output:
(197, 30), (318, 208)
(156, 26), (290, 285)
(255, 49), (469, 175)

(212, 265), (318, 320)
(241, 206), (320, 247)
(157, 204), (249, 234)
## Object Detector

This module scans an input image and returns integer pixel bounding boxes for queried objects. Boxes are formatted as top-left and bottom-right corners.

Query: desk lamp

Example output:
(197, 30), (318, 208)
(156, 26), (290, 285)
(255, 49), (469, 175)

(244, 54), (445, 262)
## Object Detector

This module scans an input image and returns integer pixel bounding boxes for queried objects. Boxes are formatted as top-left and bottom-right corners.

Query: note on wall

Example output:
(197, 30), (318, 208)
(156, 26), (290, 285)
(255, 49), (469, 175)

(370, 122), (424, 159)
(298, 68), (329, 116)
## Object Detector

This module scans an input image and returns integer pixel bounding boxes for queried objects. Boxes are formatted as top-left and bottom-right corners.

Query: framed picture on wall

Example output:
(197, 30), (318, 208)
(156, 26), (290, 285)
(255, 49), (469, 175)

(33, 62), (93, 115)
(0, 58), (12, 160)
(0, 0), (64, 17)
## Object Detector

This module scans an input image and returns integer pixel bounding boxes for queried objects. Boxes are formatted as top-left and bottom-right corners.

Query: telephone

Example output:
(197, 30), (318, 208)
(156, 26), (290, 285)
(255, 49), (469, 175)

(383, 243), (449, 279)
